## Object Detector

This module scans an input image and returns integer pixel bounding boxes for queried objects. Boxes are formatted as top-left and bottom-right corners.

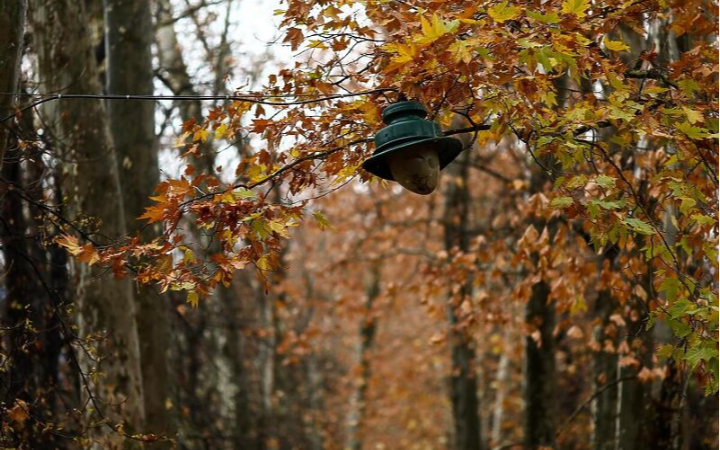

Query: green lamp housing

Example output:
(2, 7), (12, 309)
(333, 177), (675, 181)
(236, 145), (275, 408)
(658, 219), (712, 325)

(362, 101), (463, 181)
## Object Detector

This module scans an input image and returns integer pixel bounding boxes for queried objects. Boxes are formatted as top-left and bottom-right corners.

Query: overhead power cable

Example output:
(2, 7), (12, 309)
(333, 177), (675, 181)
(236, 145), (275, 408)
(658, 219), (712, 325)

(0, 88), (398, 123)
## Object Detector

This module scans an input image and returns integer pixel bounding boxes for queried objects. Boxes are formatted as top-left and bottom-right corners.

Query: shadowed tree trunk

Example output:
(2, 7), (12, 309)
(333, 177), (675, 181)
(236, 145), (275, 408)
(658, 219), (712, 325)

(443, 144), (482, 450)
(346, 262), (381, 450)
(0, 99), (62, 449)
(523, 278), (556, 449)
(104, 0), (173, 441)
(0, 0), (25, 171)
(591, 284), (619, 450)
(30, 0), (146, 439)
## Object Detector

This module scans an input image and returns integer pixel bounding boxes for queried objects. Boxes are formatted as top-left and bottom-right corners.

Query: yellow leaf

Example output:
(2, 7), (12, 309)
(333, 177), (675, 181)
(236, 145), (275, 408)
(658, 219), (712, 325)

(416, 14), (457, 44)
(174, 131), (190, 148)
(257, 255), (270, 271)
(312, 211), (333, 230)
(603, 35), (630, 52)
(183, 248), (196, 264)
(682, 107), (703, 124)
(488, 1), (520, 22)
(215, 123), (229, 139)
(187, 291), (199, 308)
(55, 235), (82, 255)
(562, 0), (590, 16)
(193, 128), (210, 143)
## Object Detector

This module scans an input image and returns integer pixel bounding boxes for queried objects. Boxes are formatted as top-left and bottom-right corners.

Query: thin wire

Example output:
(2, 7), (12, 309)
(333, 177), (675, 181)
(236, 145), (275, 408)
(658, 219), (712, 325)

(0, 88), (398, 123)
(0, 91), (377, 98)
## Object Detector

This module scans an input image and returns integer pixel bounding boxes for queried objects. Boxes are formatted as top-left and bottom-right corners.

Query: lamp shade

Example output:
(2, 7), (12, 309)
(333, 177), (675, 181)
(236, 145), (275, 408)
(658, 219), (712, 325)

(361, 101), (463, 181)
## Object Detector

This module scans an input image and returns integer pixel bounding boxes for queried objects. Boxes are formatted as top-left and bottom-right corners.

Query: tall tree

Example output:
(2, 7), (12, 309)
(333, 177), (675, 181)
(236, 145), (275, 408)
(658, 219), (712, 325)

(29, 0), (146, 441)
(442, 141), (482, 450)
(345, 262), (381, 450)
(103, 0), (172, 440)
(0, 0), (26, 169)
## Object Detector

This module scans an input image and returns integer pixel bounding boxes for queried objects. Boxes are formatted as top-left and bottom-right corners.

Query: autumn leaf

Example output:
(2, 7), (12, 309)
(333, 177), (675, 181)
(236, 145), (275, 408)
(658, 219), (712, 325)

(624, 218), (655, 236)
(562, 0), (590, 16)
(677, 121), (712, 140)
(284, 27), (304, 50)
(526, 10), (560, 24)
(416, 14), (458, 44)
(488, 2), (520, 22)
(550, 196), (574, 209)
(7, 399), (29, 428)
(312, 211), (332, 230)
(187, 291), (199, 308)
(595, 175), (616, 189)
(56, 234), (82, 255)
(603, 36), (630, 52)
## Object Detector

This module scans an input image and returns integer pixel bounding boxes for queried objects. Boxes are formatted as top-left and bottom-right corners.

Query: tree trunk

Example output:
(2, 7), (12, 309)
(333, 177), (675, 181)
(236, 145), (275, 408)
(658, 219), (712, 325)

(103, 0), (172, 440)
(30, 0), (146, 438)
(521, 73), (567, 450)
(155, 0), (213, 174)
(442, 147), (482, 450)
(490, 331), (510, 447)
(0, 0), (26, 171)
(346, 263), (381, 450)
(591, 286), (619, 450)
(0, 105), (62, 449)
(523, 279), (556, 449)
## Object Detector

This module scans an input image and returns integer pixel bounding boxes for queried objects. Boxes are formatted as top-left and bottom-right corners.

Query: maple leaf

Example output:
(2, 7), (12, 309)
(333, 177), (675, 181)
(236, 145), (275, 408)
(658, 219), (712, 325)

(677, 121), (712, 140)
(56, 235), (82, 255)
(526, 10), (560, 24)
(140, 204), (167, 223)
(312, 211), (332, 230)
(562, 0), (590, 16)
(187, 291), (199, 308)
(603, 36), (630, 52)
(416, 14), (458, 44)
(623, 218), (655, 236)
(488, 2), (520, 23)
(284, 27), (304, 51)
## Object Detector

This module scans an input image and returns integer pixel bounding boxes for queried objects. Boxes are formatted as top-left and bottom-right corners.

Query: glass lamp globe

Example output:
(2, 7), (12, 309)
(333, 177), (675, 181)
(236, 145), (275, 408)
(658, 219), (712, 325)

(386, 144), (440, 195)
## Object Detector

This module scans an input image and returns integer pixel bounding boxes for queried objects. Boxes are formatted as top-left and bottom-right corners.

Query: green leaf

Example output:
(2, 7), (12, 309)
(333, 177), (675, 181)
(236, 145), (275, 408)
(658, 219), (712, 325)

(669, 319), (692, 339)
(595, 175), (616, 189)
(562, 0), (590, 16)
(660, 277), (681, 303)
(658, 344), (675, 358)
(683, 107), (703, 124)
(677, 79), (699, 96)
(624, 218), (654, 236)
(488, 1), (520, 22)
(565, 175), (588, 189)
(685, 345), (718, 371)
(550, 196), (574, 209)
(526, 10), (560, 24)
(312, 211), (333, 230)
(679, 197), (696, 215)
(234, 187), (257, 199)
(677, 121), (712, 140)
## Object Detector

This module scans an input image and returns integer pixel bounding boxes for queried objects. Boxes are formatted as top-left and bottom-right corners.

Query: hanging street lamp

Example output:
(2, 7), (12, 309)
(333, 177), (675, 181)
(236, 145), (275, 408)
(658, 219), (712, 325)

(362, 100), (464, 195)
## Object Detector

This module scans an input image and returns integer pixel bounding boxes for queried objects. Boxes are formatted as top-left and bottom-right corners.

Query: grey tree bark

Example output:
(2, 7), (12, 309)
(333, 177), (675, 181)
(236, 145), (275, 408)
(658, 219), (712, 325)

(0, 0), (26, 170)
(29, 0), (146, 439)
(103, 0), (173, 441)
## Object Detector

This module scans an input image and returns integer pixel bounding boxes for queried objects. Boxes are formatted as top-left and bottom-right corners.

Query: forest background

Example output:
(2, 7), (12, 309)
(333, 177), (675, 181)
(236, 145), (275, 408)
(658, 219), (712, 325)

(0, 0), (717, 449)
